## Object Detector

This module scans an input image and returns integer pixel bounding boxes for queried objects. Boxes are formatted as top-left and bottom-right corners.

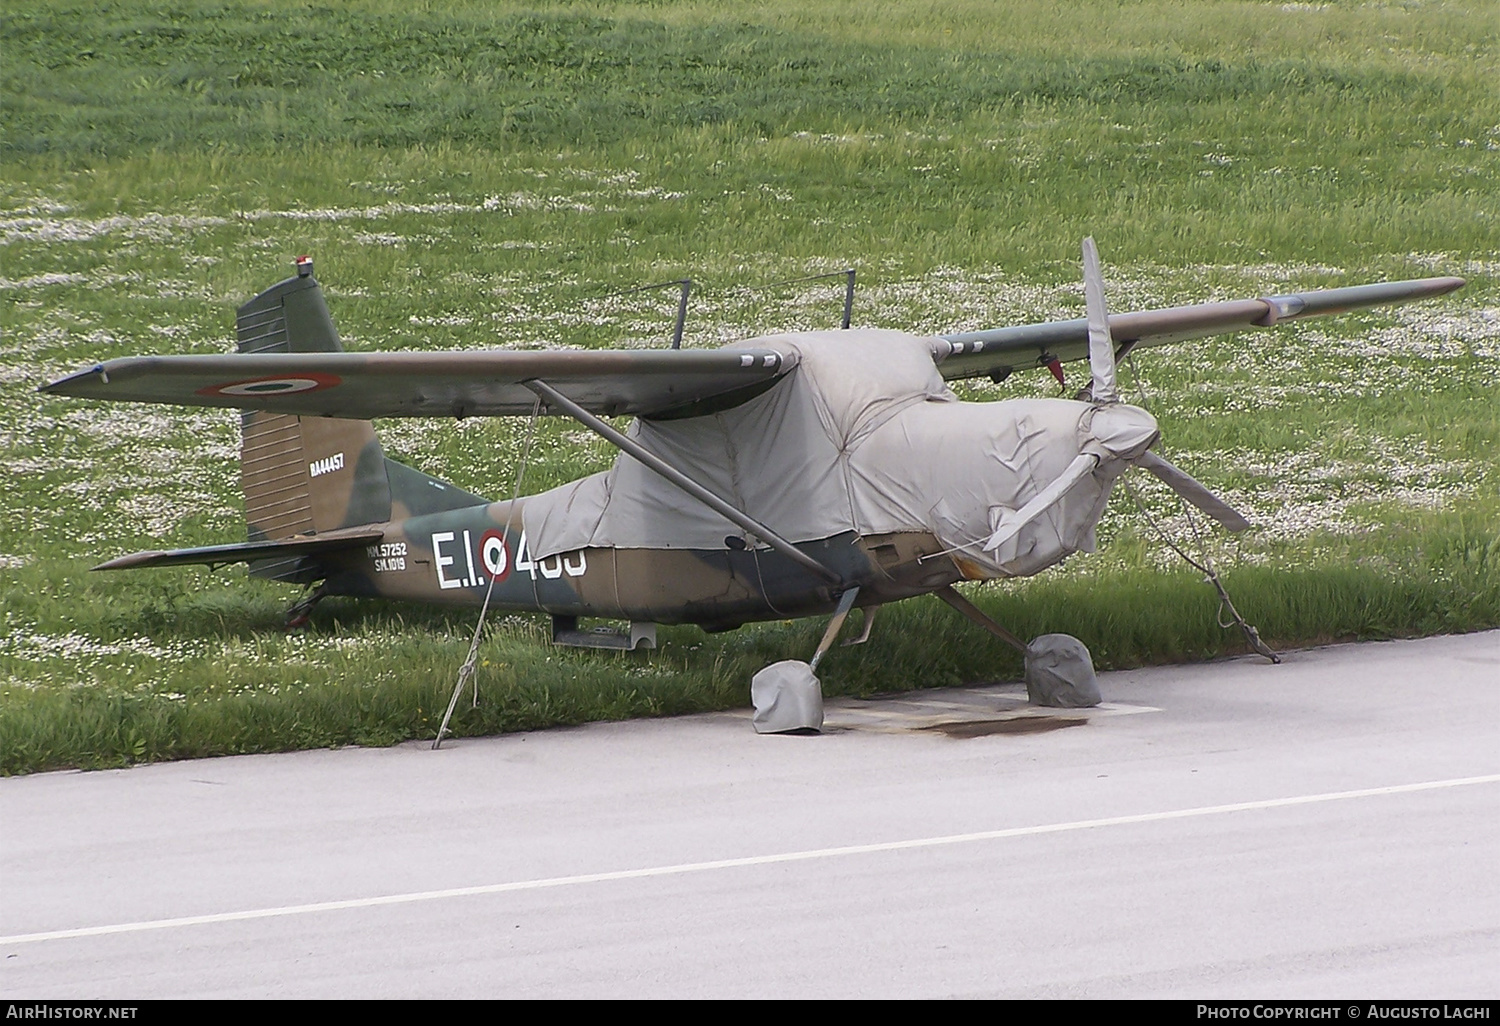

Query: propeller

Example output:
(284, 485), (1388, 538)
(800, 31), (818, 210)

(983, 238), (1250, 552)
(984, 453), (1099, 549)
(1082, 236), (1119, 405)
(1133, 450), (1250, 532)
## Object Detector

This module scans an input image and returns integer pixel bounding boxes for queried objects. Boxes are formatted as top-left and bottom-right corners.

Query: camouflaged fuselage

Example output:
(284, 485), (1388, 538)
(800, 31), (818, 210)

(313, 495), (964, 629)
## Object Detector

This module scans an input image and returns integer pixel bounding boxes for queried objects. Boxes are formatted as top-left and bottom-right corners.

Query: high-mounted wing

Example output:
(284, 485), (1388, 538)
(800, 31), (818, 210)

(935, 276), (1465, 381)
(41, 347), (795, 420)
(45, 266), (796, 419)
(41, 268), (1464, 414)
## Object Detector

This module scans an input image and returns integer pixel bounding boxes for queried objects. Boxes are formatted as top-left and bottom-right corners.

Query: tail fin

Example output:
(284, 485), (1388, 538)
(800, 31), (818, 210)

(236, 264), (392, 545)
(234, 262), (486, 580)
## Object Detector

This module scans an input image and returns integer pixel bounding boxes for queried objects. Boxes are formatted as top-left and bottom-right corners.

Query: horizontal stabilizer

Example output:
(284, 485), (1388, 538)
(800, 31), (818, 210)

(92, 527), (385, 571)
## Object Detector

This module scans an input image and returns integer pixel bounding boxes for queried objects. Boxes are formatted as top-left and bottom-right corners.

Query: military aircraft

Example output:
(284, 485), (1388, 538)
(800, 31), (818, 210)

(42, 247), (1463, 728)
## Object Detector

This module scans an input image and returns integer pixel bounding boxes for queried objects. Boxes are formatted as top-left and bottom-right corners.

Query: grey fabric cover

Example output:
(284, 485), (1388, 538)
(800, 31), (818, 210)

(1024, 633), (1101, 708)
(522, 329), (1120, 580)
(751, 659), (824, 733)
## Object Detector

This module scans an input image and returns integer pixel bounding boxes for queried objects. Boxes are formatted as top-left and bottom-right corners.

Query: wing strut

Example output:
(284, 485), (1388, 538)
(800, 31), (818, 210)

(522, 379), (844, 586)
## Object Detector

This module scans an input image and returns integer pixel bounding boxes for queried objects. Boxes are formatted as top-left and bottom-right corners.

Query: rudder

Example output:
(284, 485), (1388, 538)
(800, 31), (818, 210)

(236, 263), (392, 558)
(234, 261), (489, 581)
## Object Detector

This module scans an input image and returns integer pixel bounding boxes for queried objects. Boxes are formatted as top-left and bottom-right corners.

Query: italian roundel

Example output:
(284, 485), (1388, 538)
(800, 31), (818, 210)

(196, 373), (342, 397)
(478, 529), (510, 581)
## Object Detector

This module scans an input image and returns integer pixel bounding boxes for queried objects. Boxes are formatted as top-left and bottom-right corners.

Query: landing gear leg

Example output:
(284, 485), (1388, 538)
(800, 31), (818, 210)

(934, 585), (1028, 654)
(935, 585), (1101, 708)
(843, 605), (879, 647)
(808, 587), (861, 672)
(284, 584), (328, 629)
(750, 587), (860, 734)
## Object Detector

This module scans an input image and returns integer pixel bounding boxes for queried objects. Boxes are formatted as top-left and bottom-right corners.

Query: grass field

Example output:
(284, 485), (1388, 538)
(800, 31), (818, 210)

(2, 0), (1497, 774)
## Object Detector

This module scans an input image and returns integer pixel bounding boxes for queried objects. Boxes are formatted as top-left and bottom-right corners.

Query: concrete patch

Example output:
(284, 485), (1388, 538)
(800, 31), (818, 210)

(817, 683), (1159, 735)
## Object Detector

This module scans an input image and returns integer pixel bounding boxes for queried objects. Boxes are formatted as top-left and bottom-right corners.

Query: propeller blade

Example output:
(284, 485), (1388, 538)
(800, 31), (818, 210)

(1134, 450), (1251, 532)
(1082, 236), (1119, 405)
(983, 453), (1098, 551)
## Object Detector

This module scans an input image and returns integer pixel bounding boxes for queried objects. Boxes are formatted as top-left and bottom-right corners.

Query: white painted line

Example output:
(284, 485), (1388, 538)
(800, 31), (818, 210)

(1094, 702), (1161, 716)
(5, 773), (1496, 946)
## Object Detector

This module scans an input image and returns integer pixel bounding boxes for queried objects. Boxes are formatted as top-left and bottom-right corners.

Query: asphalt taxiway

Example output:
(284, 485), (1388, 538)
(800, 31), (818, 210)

(2, 631), (1497, 998)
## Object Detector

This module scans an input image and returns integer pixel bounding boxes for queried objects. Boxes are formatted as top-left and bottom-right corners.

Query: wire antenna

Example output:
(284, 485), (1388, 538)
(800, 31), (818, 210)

(596, 279), (693, 348)
(747, 269), (857, 329)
